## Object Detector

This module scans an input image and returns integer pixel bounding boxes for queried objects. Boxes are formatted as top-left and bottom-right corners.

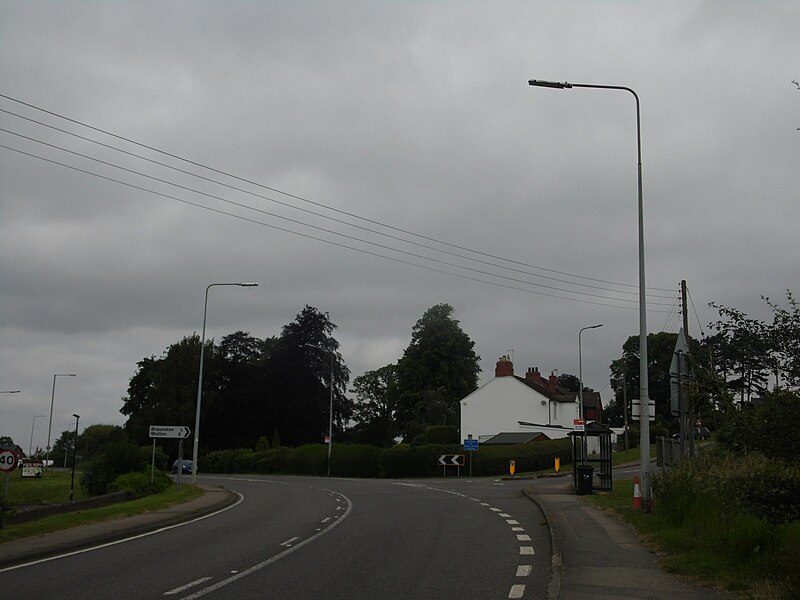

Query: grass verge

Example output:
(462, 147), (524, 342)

(584, 475), (799, 598)
(0, 484), (203, 544)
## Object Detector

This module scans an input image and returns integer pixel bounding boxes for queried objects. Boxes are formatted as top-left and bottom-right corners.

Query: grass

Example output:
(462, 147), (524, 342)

(1, 468), (204, 544)
(583, 475), (799, 598)
(5, 470), (89, 505)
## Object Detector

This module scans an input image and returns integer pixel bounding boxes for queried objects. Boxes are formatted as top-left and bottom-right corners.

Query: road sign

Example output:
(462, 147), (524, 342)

(0, 449), (18, 473)
(149, 425), (191, 439)
(463, 439), (479, 451)
(573, 419), (585, 432)
(438, 454), (465, 466)
(631, 399), (655, 422)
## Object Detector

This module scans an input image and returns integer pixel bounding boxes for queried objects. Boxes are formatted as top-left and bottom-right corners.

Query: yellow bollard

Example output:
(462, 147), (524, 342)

(554, 457), (561, 473)
(509, 460), (516, 477)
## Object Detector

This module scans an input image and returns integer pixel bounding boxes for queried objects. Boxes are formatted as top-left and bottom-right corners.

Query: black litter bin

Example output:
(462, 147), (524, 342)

(576, 464), (594, 495)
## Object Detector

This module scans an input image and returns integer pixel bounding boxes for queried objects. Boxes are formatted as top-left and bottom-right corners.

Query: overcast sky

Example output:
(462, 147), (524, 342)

(2, 1), (798, 450)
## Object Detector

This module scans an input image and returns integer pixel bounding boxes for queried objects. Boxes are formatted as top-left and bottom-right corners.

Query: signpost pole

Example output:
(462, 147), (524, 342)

(151, 439), (156, 484)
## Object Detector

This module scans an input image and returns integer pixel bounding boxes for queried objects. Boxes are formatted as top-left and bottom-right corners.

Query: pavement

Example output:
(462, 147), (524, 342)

(524, 476), (735, 599)
(0, 484), (237, 569)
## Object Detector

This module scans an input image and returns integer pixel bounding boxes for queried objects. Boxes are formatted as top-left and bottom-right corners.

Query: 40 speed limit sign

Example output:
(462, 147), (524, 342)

(0, 449), (19, 473)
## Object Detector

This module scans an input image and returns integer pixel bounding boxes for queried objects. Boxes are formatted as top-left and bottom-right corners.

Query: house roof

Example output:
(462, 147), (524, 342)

(483, 432), (550, 445)
(513, 376), (576, 403)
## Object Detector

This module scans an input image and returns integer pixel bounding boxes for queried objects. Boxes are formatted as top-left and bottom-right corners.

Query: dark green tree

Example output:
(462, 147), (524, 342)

(121, 335), (221, 448)
(556, 373), (581, 393)
(269, 306), (351, 447)
(350, 363), (398, 447)
(391, 304), (480, 439)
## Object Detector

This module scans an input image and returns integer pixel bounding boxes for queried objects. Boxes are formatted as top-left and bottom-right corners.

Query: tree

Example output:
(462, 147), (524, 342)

(268, 306), (351, 447)
(557, 373), (581, 393)
(391, 304), (480, 439)
(121, 334), (222, 448)
(350, 363), (398, 447)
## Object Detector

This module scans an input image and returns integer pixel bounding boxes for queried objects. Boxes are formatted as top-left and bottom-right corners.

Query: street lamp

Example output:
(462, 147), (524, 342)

(0, 390), (21, 394)
(191, 282), (258, 485)
(528, 78), (652, 511)
(69, 414), (79, 502)
(45, 373), (76, 471)
(29, 414), (46, 456)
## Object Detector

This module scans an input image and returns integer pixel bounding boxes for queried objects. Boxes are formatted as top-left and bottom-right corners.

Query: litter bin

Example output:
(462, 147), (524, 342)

(576, 464), (594, 495)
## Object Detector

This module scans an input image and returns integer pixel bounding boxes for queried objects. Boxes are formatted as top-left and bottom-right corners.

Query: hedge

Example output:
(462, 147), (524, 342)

(201, 438), (571, 478)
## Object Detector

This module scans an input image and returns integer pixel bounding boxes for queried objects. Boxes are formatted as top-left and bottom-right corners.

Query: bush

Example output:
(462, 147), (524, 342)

(80, 441), (150, 496)
(110, 470), (172, 499)
(422, 426), (459, 445)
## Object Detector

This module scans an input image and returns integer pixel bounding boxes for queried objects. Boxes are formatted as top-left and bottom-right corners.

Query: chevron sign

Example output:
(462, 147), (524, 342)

(438, 454), (465, 467)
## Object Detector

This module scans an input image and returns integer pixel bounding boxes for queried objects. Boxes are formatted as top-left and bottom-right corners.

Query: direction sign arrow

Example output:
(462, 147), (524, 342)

(149, 425), (191, 439)
(437, 454), (465, 466)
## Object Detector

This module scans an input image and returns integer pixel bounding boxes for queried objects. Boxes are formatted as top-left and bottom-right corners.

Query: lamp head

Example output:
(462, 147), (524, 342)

(528, 79), (572, 89)
(73, 414), (80, 419)
(239, 282), (259, 287)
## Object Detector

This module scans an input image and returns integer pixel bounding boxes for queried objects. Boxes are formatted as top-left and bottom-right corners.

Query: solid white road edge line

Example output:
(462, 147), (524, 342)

(0, 492), (245, 574)
(177, 490), (354, 600)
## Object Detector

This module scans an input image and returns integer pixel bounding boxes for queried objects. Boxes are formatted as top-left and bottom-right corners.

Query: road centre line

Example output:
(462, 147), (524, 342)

(177, 489), (353, 600)
(516, 534), (532, 541)
(508, 583), (526, 598)
(280, 536), (300, 547)
(506, 519), (520, 525)
(164, 577), (213, 596)
(512, 526), (524, 532)
(520, 546), (535, 555)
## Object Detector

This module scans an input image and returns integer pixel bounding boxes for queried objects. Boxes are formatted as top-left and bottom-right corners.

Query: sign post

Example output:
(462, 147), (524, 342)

(437, 454), (465, 477)
(149, 426), (191, 490)
(463, 438), (479, 477)
(1, 449), (19, 507)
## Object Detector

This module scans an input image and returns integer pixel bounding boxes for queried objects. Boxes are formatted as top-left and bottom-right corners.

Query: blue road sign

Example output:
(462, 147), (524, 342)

(463, 439), (479, 451)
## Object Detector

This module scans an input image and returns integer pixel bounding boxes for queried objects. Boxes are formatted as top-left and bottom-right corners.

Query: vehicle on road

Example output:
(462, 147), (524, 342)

(171, 459), (193, 475)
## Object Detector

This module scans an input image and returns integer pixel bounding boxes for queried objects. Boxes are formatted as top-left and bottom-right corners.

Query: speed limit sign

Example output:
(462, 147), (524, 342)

(0, 449), (18, 473)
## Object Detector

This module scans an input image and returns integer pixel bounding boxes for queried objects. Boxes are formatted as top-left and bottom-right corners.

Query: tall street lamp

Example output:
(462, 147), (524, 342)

(327, 343), (334, 477)
(191, 282), (258, 485)
(29, 414), (46, 456)
(69, 414), (80, 502)
(45, 373), (76, 471)
(528, 78), (652, 511)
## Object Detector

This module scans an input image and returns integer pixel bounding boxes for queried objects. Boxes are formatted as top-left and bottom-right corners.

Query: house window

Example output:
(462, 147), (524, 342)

(553, 402), (557, 419)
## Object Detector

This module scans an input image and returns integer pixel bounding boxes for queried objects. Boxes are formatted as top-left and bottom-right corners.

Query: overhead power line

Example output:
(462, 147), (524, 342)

(0, 93), (679, 312)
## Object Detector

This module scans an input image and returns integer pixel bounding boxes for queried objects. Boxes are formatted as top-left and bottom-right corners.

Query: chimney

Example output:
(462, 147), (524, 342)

(525, 367), (543, 385)
(548, 372), (559, 394)
(495, 355), (514, 377)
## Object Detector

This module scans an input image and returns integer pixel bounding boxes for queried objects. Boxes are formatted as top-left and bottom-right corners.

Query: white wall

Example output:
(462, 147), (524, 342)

(460, 377), (579, 440)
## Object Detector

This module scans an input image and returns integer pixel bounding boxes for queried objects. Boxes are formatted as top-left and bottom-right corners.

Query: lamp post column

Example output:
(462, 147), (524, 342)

(528, 78), (652, 511)
(578, 324), (603, 464)
(44, 373), (76, 472)
(191, 282), (258, 485)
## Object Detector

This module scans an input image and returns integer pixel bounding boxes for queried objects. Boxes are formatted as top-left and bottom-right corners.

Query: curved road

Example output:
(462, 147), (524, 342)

(1, 475), (551, 599)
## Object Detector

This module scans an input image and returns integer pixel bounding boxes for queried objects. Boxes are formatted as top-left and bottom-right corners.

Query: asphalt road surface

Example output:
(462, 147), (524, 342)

(0, 475), (551, 599)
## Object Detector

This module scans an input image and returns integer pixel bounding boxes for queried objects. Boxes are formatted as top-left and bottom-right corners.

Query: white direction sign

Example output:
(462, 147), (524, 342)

(149, 425), (191, 439)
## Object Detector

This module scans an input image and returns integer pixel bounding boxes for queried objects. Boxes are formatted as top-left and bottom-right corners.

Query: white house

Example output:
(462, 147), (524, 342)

(460, 357), (581, 442)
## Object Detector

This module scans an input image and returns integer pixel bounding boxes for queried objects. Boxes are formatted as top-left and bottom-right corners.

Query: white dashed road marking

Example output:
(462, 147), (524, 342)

(508, 583), (526, 598)
(164, 578), (213, 596)
(516, 565), (532, 577)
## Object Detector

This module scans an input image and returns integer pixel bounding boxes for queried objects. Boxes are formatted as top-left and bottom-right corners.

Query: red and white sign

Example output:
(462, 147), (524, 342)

(573, 419), (585, 432)
(324, 436), (331, 444)
(0, 449), (19, 473)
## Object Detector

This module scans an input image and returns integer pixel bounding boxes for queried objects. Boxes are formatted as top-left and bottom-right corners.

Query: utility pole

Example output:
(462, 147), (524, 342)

(681, 280), (695, 457)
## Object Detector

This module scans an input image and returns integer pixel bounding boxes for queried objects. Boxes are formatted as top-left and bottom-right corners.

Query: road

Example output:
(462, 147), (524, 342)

(0, 475), (551, 599)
